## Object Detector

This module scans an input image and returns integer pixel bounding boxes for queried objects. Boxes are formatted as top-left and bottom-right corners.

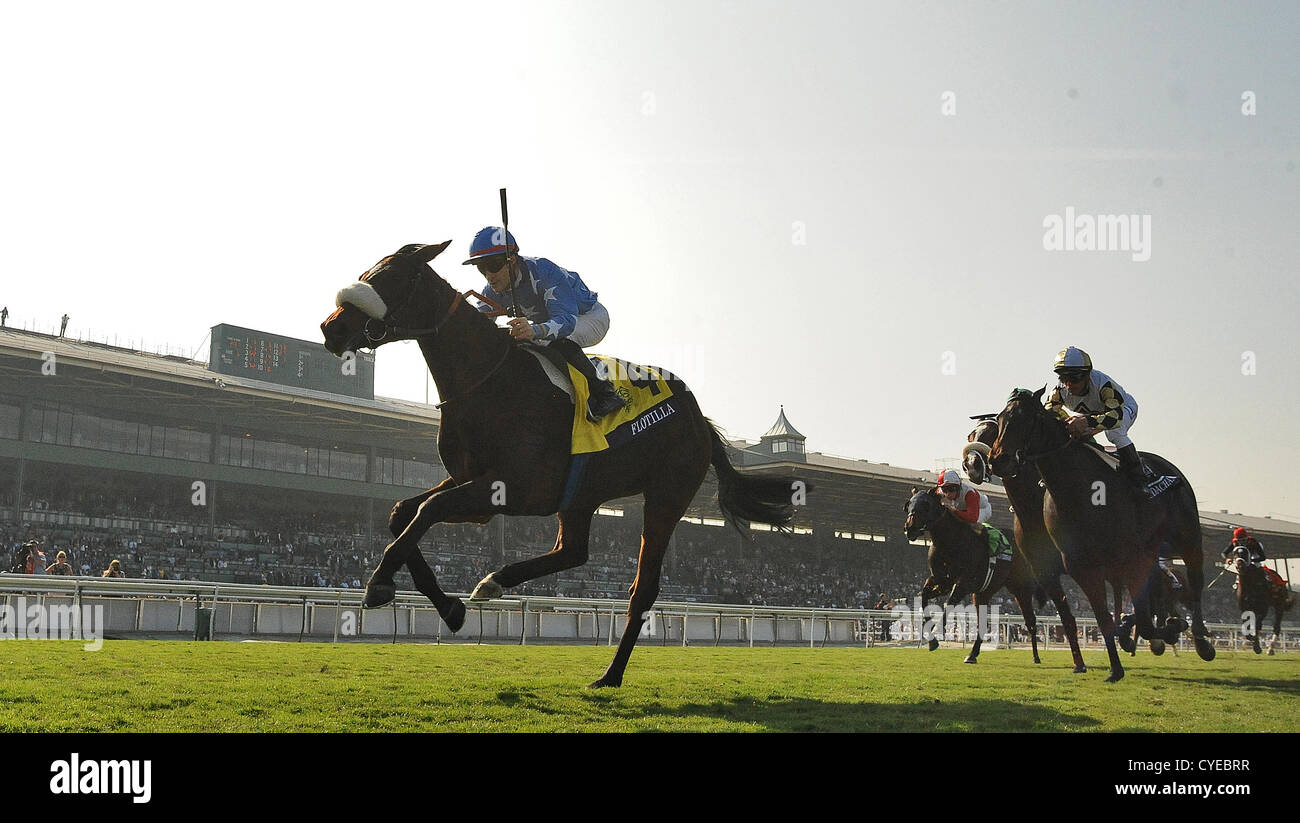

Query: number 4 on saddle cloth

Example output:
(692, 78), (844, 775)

(522, 347), (679, 509)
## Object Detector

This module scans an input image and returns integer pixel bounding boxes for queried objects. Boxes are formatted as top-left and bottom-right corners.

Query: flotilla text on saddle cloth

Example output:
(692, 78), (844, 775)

(566, 355), (677, 455)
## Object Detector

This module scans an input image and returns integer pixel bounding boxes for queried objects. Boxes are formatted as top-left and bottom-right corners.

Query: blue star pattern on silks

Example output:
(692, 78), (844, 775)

(474, 256), (600, 342)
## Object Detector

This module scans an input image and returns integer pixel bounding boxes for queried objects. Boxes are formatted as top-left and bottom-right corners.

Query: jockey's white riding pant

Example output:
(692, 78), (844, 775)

(538, 302), (610, 348)
(1103, 399), (1139, 449)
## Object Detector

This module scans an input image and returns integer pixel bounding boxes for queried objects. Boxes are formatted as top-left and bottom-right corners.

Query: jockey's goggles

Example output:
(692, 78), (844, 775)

(474, 255), (509, 274)
(1056, 370), (1087, 382)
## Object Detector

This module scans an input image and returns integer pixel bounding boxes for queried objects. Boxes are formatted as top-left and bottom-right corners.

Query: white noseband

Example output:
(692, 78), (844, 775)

(336, 282), (388, 320)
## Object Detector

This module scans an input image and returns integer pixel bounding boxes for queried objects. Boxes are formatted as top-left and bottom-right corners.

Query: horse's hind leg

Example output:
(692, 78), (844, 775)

(472, 507), (596, 599)
(591, 493), (691, 689)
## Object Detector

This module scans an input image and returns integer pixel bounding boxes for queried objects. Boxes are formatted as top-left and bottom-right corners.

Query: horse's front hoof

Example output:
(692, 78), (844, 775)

(469, 573), (503, 602)
(1032, 656), (1042, 664)
(362, 581), (397, 609)
(439, 597), (466, 633)
(1105, 668), (1125, 683)
(963, 656), (977, 664)
(1193, 635), (1216, 661)
(588, 675), (622, 689)
(928, 637), (939, 652)
(1073, 663), (1088, 674)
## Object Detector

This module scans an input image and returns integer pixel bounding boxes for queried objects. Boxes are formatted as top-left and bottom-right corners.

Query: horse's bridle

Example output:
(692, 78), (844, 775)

(359, 259), (466, 345)
(350, 254), (515, 408)
(905, 491), (941, 539)
(996, 400), (1071, 477)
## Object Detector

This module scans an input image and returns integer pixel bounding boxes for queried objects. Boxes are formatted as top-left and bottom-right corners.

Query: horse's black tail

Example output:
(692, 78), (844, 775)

(707, 419), (808, 536)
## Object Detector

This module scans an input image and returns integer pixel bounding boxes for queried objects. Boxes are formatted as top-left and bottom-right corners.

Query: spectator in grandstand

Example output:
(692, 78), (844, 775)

(45, 551), (75, 575)
(24, 542), (47, 575)
(9, 542), (28, 573)
(874, 593), (892, 641)
(102, 559), (125, 578)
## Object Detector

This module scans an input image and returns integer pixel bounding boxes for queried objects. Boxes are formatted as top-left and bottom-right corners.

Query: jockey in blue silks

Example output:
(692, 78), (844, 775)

(463, 226), (625, 419)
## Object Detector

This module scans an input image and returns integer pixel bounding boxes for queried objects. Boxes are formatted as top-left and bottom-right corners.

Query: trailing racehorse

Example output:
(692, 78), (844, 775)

(321, 242), (804, 687)
(903, 487), (1041, 665)
(1231, 557), (1295, 655)
(964, 419), (1087, 672)
(989, 388), (1213, 682)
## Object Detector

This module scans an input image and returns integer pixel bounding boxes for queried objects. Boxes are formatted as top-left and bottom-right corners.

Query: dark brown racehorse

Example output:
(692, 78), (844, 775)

(964, 419), (1087, 672)
(1231, 558), (1295, 655)
(903, 487), (1041, 665)
(989, 388), (1212, 682)
(320, 243), (804, 687)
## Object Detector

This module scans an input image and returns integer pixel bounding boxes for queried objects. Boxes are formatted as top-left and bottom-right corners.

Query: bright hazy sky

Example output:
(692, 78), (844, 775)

(2, 1), (1297, 520)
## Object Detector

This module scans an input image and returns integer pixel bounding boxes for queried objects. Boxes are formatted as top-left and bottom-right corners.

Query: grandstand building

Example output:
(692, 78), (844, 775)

(2, 324), (1296, 616)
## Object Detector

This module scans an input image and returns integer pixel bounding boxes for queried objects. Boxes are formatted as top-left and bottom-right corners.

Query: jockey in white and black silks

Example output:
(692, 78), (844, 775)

(463, 226), (625, 420)
(1043, 346), (1155, 492)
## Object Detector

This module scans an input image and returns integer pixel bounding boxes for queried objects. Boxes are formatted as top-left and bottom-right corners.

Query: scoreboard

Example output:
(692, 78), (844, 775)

(208, 323), (375, 400)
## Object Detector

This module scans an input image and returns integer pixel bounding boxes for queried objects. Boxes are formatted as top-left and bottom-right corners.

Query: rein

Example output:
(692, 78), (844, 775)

(364, 292), (465, 344)
(434, 344), (512, 409)
(1003, 405), (1073, 472)
(354, 254), (516, 408)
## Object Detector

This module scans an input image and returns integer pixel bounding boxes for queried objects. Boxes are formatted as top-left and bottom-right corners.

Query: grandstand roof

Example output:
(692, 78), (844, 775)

(1196, 509), (1300, 539)
(4, 325), (1295, 543)
(761, 406), (805, 441)
(0, 327), (440, 456)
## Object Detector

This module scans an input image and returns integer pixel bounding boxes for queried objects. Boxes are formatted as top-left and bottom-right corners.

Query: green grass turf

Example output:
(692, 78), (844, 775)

(1, 641), (1295, 732)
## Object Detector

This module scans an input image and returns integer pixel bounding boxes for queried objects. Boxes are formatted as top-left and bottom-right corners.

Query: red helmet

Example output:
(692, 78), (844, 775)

(1232, 527), (1249, 541)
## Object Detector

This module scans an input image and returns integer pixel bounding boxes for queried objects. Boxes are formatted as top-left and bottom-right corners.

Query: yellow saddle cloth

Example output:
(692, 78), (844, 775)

(567, 355), (678, 455)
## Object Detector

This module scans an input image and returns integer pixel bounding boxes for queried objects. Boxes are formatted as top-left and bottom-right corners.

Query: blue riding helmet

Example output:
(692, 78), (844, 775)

(462, 226), (519, 265)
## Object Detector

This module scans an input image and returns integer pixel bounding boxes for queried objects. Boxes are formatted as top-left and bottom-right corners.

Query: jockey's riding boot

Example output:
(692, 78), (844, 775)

(548, 338), (626, 420)
(1116, 444), (1155, 494)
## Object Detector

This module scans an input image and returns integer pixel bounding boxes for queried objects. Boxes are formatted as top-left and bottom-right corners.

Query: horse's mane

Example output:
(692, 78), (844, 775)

(391, 246), (509, 340)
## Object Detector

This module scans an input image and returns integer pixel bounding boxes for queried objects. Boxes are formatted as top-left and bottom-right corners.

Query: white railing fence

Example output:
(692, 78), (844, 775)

(1, 573), (1295, 652)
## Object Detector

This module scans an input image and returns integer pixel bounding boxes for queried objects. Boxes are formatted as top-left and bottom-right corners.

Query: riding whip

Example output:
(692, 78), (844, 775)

(500, 187), (522, 319)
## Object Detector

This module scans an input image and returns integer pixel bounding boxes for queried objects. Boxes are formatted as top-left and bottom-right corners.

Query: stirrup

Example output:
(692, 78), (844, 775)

(586, 384), (625, 420)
